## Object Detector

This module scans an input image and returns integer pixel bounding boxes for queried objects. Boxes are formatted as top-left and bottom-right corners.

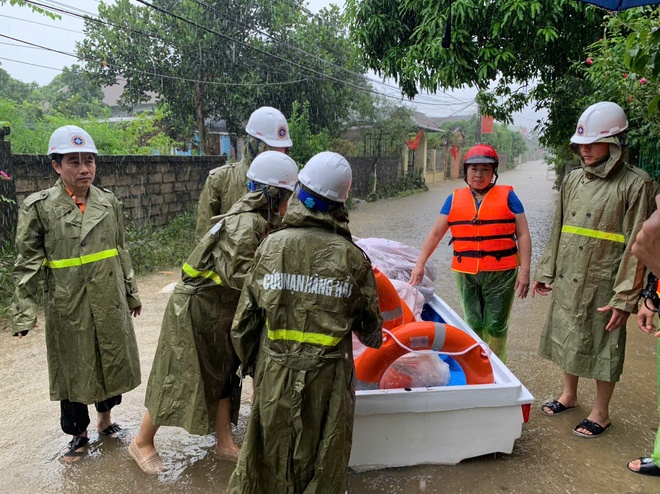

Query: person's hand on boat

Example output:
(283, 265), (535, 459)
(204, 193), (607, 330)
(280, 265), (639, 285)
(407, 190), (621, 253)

(409, 265), (425, 286)
(515, 271), (530, 298)
(531, 281), (552, 297)
(637, 301), (658, 335)
(597, 305), (630, 332)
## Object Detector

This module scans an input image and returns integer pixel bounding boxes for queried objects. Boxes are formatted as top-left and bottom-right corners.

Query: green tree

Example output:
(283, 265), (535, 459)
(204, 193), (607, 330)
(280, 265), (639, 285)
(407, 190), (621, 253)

(287, 101), (330, 165)
(346, 0), (604, 123)
(254, 5), (374, 135)
(0, 0), (59, 18)
(350, 98), (417, 158)
(0, 68), (37, 103)
(42, 65), (110, 118)
(78, 0), (287, 153)
(77, 0), (371, 153)
(578, 10), (660, 145)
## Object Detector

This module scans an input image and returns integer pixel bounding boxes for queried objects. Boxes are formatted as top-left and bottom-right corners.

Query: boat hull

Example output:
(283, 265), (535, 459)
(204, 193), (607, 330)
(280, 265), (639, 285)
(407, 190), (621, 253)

(350, 294), (534, 470)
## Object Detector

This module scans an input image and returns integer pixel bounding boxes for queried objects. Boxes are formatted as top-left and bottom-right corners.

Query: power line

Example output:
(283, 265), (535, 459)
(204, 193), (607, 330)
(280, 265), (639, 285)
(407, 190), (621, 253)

(0, 34), (311, 87)
(0, 12), (79, 33)
(187, 0), (465, 106)
(0, 56), (63, 72)
(19, 0), (474, 109)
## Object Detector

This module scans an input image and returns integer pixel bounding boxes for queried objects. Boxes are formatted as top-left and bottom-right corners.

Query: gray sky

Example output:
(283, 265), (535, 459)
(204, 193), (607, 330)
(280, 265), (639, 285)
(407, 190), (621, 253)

(0, 0), (543, 130)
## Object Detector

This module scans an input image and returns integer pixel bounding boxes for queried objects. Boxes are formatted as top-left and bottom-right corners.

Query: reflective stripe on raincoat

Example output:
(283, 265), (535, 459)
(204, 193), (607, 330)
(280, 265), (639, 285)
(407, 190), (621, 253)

(228, 195), (383, 494)
(536, 140), (659, 382)
(145, 192), (273, 434)
(11, 180), (141, 404)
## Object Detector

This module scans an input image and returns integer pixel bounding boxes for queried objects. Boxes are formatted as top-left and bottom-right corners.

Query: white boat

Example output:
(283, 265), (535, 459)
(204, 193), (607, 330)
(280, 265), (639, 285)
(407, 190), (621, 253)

(350, 293), (534, 470)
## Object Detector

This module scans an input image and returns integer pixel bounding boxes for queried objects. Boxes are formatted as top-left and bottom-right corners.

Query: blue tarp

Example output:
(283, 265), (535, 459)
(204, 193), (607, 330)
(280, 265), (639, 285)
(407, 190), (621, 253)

(579, 0), (659, 10)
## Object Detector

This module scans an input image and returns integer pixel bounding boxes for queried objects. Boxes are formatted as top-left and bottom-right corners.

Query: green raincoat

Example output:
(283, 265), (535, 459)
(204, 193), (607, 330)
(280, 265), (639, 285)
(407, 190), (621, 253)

(227, 195), (383, 494)
(536, 140), (658, 382)
(145, 192), (275, 435)
(11, 179), (141, 404)
(195, 140), (269, 240)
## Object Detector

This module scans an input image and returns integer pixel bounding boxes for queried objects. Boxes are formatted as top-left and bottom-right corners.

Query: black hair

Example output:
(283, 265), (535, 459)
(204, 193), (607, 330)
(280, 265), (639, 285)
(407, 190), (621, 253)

(50, 153), (63, 165)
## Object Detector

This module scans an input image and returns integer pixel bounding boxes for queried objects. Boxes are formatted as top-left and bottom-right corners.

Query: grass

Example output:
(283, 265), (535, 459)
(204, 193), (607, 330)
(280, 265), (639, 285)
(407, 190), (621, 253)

(125, 207), (197, 274)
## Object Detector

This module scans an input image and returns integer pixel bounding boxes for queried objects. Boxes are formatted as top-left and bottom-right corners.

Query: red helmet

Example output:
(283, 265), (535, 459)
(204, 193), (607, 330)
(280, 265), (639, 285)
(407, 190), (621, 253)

(463, 144), (499, 169)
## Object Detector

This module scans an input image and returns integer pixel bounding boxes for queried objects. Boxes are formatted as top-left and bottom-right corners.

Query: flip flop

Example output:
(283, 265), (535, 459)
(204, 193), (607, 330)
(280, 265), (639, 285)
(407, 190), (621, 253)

(572, 418), (611, 438)
(628, 457), (660, 476)
(100, 423), (123, 437)
(540, 400), (577, 416)
(128, 439), (165, 475)
(61, 435), (89, 462)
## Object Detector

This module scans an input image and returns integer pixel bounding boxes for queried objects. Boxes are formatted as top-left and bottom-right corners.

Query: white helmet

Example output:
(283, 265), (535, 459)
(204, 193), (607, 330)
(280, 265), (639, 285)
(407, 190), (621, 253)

(299, 152), (352, 203)
(247, 151), (298, 191)
(48, 125), (98, 155)
(570, 102), (628, 145)
(245, 106), (293, 148)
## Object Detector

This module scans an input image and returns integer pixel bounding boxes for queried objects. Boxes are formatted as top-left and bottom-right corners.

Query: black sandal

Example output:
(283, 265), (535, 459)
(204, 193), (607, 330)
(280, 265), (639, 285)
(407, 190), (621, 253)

(62, 436), (89, 461)
(628, 457), (660, 476)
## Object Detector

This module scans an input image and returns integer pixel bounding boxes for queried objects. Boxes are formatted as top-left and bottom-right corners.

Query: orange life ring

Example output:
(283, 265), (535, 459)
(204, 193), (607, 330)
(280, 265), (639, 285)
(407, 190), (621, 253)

(374, 268), (405, 330)
(355, 321), (494, 387)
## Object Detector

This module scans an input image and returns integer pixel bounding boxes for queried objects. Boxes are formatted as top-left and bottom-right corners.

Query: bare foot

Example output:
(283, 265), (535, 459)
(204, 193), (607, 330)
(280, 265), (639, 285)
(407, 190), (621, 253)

(213, 444), (241, 462)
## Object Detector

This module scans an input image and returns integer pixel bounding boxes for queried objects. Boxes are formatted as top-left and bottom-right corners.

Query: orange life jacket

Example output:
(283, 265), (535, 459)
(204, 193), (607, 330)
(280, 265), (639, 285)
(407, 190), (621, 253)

(447, 185), (518, 274)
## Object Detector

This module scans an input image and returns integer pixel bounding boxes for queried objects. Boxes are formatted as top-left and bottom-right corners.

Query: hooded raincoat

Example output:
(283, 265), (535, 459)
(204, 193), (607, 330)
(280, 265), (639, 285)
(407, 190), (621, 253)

(227, 195), (383, 494)
(145, 192), (275, 434)
(11, 179), (141, 404)
(195, 140), (269, 240)
(536, 139), (659, 381)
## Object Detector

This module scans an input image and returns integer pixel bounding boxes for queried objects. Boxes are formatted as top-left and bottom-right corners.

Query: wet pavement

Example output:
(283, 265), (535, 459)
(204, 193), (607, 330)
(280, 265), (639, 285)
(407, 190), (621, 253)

(1, 160), (658, 493)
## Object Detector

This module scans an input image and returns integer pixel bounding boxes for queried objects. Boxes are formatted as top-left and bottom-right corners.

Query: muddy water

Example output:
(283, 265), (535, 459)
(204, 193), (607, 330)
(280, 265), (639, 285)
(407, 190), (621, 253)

(1, 160), (658, 493)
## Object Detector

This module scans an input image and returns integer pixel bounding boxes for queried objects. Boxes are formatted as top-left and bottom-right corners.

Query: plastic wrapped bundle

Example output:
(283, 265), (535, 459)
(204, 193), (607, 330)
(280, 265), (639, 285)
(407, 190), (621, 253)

(355, 237), (437, 303)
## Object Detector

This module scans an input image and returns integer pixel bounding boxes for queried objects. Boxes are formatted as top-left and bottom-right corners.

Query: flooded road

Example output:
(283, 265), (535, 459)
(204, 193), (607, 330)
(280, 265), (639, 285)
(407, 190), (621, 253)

(1, 160), (658, 493)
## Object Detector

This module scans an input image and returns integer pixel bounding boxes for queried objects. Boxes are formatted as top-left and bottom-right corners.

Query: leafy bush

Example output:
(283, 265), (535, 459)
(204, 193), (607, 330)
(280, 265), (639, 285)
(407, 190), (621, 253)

(126, 207), (197, 274)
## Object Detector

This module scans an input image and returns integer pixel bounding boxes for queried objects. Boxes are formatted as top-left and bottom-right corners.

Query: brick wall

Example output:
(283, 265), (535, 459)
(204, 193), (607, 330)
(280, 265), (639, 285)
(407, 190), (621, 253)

(0, 138), (404, 239)
(0, 141), (224, 239)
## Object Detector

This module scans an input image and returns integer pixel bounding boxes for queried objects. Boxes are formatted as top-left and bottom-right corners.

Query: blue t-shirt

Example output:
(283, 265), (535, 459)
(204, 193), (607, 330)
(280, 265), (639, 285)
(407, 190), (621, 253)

(440, 189), (524, 215)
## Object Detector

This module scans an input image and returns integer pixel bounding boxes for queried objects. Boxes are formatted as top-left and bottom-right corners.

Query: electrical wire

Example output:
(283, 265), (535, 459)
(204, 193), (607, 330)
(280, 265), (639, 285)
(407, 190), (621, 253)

(15, 0), (476, 110)
(0, 34), (311, 87)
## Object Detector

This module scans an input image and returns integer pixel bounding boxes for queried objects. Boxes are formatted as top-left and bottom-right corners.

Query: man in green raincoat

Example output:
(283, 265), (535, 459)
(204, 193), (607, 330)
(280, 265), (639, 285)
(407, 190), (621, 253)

(195, 106), (293, 240)
(128, 152), (299, 475)
(532, 102), (659, 438)
(11, 125), (142, 461)
(228, 152), (383, 494)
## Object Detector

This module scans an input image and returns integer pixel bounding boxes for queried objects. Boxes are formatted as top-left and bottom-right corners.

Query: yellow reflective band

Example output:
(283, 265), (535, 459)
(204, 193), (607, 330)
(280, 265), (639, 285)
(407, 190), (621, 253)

(182, 262), (223, 286)
(561, 225), (625, 243)
(43, 248), (119, 269)
(267, 320), (342, 347)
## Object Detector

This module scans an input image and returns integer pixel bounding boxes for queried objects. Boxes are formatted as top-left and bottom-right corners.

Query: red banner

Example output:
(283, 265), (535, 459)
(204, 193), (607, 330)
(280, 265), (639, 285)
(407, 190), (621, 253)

(481, 115), (494, 134)
(450, 145), (457, 160)
(406, 129), (424, 150)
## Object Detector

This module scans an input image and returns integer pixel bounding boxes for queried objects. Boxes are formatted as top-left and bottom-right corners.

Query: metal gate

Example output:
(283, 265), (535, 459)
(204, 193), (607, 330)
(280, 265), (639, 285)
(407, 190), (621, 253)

(638, 140), (660, 182)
